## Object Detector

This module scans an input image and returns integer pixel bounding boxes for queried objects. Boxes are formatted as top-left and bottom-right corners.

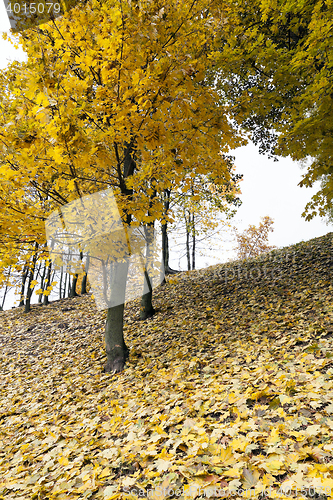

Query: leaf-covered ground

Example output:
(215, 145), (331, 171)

(1, 233), (333, 500)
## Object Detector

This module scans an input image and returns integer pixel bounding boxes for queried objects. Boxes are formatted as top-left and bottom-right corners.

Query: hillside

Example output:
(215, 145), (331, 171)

(1, 232), (333, 499)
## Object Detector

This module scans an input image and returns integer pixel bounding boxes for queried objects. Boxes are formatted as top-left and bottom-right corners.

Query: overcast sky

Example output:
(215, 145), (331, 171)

(0, 16), (330, 306)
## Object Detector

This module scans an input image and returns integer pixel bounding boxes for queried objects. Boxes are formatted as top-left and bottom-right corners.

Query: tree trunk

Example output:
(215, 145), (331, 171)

(25, 242), (38, 313)
(70, 274), (79, 298)
(63, 271), (68, 299)
(38, 260), (46, 304)
(81, 253), (90, 294)
(161, 189), (178, 280)
(1, 266), (11, 310)
(103, 142), (136, 373)
(25, 279), (34, 313)
(19, 262), (29, 307)
(43, 259), (52, 305)
(186, 211), (191, 271)
(161, 221), (169, 271)
(59, 266), (63, 300)
(139, 236), (155, 320)
(103, 260), (130, 373)
(140, 281), (155, 319)
(190, 187), (195, 270)
(140, 223), (156, 320)
(191, 213), (195, 270)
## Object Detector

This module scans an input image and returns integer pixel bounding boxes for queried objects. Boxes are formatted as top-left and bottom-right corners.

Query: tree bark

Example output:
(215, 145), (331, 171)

(43, 259), (52, 305)
(191, 213), (195, 270)
(38, 260), (46, 304)
(103, 260), (130, 373)
(103, 142), (136, 373)
(186, 211), (191, 271)
(59, 266), (63, 300)
(140, 221), (156, 320)
(139, 245), (155, 321)
(19, 262), (29, 307)
(161, 221), (169, 271)
(70, 273), (79, 298)
(190, 187), (195, 270)
(25, 242), (38, 313)
(140, 281), (155, 319)
(161, 188), (178, 280)
(81, 253), (90, 295)
(1, 265), (11, 310)
(63, 270), (68, 299)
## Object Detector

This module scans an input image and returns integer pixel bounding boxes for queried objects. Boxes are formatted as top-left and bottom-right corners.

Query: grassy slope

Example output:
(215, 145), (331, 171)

(1, 232), (333, 499)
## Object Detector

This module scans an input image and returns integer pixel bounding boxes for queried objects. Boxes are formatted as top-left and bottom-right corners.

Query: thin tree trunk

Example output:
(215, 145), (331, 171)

(25, 242), (39, 313)
(140, 224), (155, 320)
(191, 213), (195, 270)
(190, 187), (195, 270)
(19, 262), (29, 307)
(69, 249), (80, 298)
(63, 271), (68, 299)
(1, 266), (11, 310)
(186, 230), (190, 270)
(38, 260), (47, 304)
(185, 211), (191, 271)
(161, 221), (169, 271)
(59, 266), (63, 300)
(161, 188), (178, 280)
(43, 259), (52, 305)
(162, 188), (171, 273)
(81, 252), (90, 294)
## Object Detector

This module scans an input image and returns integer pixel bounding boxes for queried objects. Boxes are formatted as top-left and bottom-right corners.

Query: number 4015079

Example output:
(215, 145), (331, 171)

(6, 3), (61, 14)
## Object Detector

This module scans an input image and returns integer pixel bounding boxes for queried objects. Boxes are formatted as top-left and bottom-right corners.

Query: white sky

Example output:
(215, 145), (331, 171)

(0, 16), (330, 308)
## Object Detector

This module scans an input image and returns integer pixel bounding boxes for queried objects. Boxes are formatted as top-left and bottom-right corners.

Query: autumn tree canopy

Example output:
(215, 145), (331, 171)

(0, 0), (246, 371)
(234, 216), (276, 261)
(214, 0), (333, 221)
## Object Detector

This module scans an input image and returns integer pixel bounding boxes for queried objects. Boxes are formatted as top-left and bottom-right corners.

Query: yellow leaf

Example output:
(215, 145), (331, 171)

(122, 476), (136, 487)
(305, 424), (321, 436)
(99, 467), (112, 479)
(267, 428), (280, 445)
(30, 279), (38, 288)
(216, 446), (235, 466)
(241, 468), (260, 489)
(154, 425), (166, 435)
(52, 147), (63, 164)
(155, 458), (171, 472)
(321, 478), (333, 489)
(231, 437), (248, 452)
(262, 460), (284, 473)
(224, 468), (241, 478)
(104, 486), (119, 500)
(68, 179), (76, 191)
(58, 456), (69, 466)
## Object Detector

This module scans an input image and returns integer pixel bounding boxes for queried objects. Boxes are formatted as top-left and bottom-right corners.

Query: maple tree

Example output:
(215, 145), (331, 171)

(233, 216), (276, 260)
(158, 156), (242, 272)
(214, 0), (333, 222)
(180, 170), (241, 270)
(0, 0), (245, 372)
